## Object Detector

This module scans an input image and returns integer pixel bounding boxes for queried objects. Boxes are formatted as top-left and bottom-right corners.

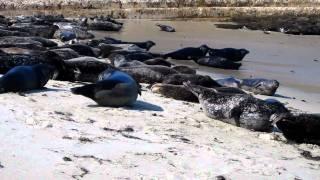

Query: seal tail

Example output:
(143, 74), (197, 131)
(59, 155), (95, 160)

(71, 84), (96, 99)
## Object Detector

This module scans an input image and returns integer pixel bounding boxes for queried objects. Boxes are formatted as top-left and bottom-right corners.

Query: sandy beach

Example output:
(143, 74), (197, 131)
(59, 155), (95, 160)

(0, 18), (319, 179)
(0, 80), (319, 179)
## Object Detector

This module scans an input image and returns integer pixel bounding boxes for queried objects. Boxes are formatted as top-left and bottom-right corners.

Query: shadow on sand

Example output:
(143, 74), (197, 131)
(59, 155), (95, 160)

(274, 93), (292, 99)
(126, 100), (163, 111)
(23, 87), (68, 94)
(88, 100), (164, 112)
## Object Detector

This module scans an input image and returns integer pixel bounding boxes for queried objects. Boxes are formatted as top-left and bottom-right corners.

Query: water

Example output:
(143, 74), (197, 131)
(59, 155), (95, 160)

(93, 19), (320, 101)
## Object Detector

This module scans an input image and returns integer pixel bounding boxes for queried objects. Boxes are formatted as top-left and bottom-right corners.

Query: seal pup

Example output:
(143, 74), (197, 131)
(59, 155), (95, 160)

(156, 23), (175, 32)
(71, 69), (141, 107)
(195, 56), (242, 70)
(209, 48), (249, 62)
(0, 64), (55, 93)
(183, 82), (289, 131)
(164, 45), (210, 60)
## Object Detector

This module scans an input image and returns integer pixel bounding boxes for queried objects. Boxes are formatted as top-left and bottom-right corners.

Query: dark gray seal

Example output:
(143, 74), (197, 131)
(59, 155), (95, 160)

(144, 58), (173, 67)
(49, 48), (80, 60)
(276, 113), (320, 145)
(208, 48), (249, 62)
(0, 64), (55, 93)
(102, 37), (156, 51)
(9, 24), (58, 38)
(86, 19), (122, 31)
(53, 22), (95, 41)
(156, 23), (175, 32)
(195, 56), (242, 70)
(98, 43), (145, 58)
(120, 65), (179, 84)
(171, 65), (196, 74)
(0, 47), (43, 55)
(183, 82), (289, 131)
(0, 36), (57, 49)
(0, 51), (65, 74)
(151, 83), (246, 103)
(151, 83), (198, 103)
(240, 78), (280, 96)
(0, 28), (30, 37)
(162, 74), (222, 88)
(61, 57), (112, 82)
(71, 69), (140, 107)
(52, 44), (99, 57)
(164, 45), (209, 60)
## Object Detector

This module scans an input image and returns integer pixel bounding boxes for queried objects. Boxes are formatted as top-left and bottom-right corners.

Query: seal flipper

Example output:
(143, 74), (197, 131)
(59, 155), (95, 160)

(71, 80), (122, 99)
(71, 84), (97, 99)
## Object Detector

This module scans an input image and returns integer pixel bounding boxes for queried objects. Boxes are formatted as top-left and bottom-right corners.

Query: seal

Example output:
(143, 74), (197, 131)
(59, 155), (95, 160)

(61, 56), (113, 82)
(109, 51), (159, 62)
(162, 74), (222, 88)
(240, 78), (279, 96)
(98, 43), (145, 58)
(151, 83), (246, 103)
(0, 47), (43, 55)
(195, 56), (242, 70)
(102, 37), (156, 51)
(151, 83), (198, 102)
(86, 19), (122, 31)
(0, 28), (30, 37)
(276, 113), (320, 145)
(71, 68), (141, 107)
(53, 22), (94, 41)
(0, 36), (57, 50)
(216, 77), (240, 88)
(217, 77), (280, 96)
(49, 48), (80, 60)
(143, 58), (173, 67)
(52, 44), (99, 57)
(183, 82), (289, 131)
(109, 53), (146, 67)
(208, 48), (249, 62)
(0, 64), (55, 93)
(156, 23), (175, 32)
(164, 45), (209, 60)
(0, 51), (65, 75)
(9, 23), (58, 38)
(120, 65), (179, 84)
(171, 65), (196, 74)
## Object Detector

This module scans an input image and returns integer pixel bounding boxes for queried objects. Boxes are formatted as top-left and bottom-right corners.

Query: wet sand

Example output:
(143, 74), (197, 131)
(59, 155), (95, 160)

(94, 19), (320, 112)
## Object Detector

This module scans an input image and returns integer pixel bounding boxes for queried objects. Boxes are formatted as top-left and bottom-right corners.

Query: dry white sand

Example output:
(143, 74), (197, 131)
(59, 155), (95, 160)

(0, 80), (319, 179)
